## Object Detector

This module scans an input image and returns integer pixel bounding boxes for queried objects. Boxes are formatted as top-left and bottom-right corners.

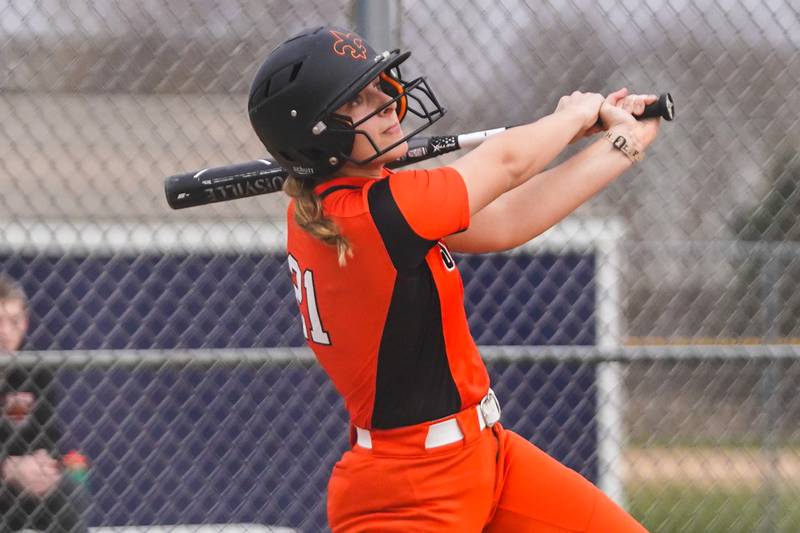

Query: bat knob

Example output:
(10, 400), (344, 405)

(642, 93), (675, 121)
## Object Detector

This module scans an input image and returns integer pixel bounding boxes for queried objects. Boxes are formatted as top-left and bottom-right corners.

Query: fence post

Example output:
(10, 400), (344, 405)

(352, 0), (398, 51)
(595, 221), (626, 507)
(760, 256), (781, 532)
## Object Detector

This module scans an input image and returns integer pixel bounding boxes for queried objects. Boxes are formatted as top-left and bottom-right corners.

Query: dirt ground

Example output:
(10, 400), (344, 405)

(625, 448), (800, 488)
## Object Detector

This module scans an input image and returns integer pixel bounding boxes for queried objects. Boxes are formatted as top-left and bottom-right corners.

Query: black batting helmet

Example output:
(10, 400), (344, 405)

(247, 26), (446, 179)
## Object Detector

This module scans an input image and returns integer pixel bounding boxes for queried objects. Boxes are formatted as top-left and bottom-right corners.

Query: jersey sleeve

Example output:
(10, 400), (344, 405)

(387, 167), (470, 240)
(367, 167), (470, 271)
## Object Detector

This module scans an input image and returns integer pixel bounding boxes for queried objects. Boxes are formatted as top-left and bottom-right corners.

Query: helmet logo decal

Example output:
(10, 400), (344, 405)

(330, 30), (367, 60)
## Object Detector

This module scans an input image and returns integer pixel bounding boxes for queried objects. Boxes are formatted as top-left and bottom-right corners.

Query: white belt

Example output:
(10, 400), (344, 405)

(356, 388), (501, 450)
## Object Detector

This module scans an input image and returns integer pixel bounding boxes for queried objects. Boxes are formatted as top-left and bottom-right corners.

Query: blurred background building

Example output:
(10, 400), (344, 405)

(3, 0), (799, 340)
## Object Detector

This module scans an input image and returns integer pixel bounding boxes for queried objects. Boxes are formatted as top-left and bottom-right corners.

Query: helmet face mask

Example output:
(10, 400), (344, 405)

(248, 27), (446, 179)
(327, 73), (444, 165)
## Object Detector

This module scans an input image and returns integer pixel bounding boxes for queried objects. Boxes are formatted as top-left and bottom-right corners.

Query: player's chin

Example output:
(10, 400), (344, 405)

(382, 139), (408, 162)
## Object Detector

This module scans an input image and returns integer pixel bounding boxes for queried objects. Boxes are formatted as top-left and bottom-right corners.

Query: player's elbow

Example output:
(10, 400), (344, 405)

(467, 205), (526, 253)
(498, 146), (542, 191)
(492, 225), (542, 253)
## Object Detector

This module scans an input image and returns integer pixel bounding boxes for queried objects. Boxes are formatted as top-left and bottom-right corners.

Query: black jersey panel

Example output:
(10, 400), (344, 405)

(370, 263), (462, 429)
(367, 178), (436, 271)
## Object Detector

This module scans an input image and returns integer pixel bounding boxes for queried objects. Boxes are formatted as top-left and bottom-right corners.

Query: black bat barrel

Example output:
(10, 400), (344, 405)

(165, 160), (288, 209)
(165, 93), (675, 210)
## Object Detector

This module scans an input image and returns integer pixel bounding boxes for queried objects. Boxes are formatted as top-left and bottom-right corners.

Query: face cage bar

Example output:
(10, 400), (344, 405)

(326, 75), (446, 166)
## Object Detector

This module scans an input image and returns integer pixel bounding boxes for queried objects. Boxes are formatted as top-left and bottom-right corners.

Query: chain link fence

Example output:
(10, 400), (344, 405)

(1, 1), (799, 531)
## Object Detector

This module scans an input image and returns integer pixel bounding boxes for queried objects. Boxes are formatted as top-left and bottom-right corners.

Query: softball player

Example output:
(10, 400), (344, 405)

(248, 26), (658, 532)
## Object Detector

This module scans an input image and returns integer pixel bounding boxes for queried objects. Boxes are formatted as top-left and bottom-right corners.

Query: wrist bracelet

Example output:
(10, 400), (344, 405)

(605, 130), (644, 162)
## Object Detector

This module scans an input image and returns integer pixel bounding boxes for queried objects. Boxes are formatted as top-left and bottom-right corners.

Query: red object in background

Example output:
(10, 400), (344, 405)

(63, 450), (88, 470)
(63, 450), (89, 485)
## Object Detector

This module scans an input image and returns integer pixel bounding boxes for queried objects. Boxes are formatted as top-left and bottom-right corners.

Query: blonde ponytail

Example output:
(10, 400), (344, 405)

(284, 176), (353, 266)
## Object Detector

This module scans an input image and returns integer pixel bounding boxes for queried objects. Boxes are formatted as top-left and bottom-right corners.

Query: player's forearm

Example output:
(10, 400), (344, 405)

(503, 136), (633, 246)
(479, 109), (587, 189)
(449, 134), (633, 253)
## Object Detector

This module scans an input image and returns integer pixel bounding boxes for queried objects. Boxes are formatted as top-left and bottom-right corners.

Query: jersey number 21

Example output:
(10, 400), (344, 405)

(288, 254), (331, 345)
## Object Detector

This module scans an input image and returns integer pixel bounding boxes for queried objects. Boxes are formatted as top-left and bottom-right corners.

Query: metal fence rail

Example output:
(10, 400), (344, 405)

(5, 347), (799, 532)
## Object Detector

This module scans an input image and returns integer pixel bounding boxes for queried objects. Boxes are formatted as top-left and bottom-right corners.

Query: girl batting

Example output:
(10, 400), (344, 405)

(248, 26), (658, 532)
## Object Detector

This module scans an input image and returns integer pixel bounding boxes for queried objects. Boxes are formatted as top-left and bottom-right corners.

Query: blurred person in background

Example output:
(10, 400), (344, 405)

(248, 26), (656, 532)
(0, 274), (89, 533)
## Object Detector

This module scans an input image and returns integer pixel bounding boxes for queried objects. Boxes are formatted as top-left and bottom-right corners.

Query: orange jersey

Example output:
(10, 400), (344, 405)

(286, 167), (490, 429)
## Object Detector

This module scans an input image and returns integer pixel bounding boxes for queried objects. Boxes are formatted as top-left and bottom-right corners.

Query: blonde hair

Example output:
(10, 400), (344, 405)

(284, 176), (353, 266)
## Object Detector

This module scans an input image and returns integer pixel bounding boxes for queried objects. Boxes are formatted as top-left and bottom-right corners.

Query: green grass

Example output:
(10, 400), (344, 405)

(628, 483), (800, 533)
